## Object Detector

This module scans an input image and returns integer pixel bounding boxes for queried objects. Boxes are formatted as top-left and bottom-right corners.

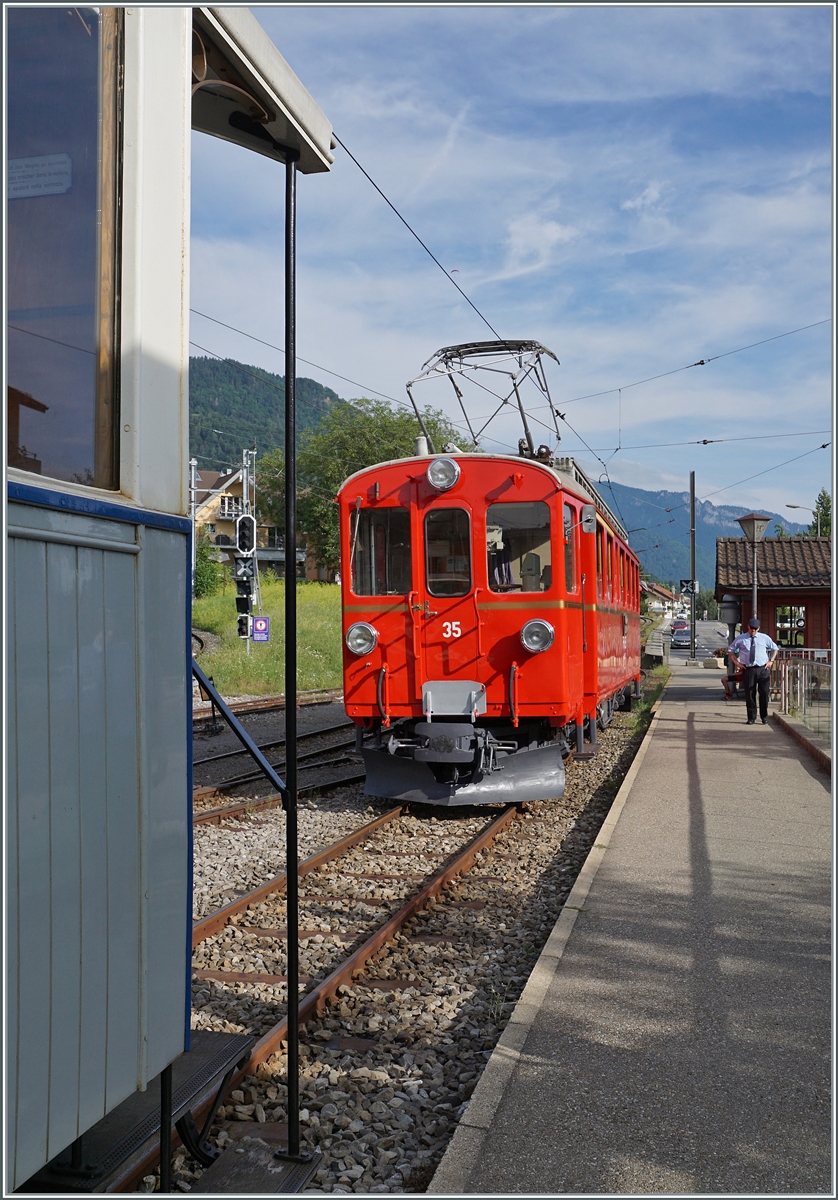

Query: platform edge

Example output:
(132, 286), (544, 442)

(427, 695), (666, 1196)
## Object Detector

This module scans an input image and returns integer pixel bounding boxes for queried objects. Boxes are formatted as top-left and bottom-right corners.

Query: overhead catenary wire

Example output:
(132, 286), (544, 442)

(560, 318), (832, 406)
(189, 317), (481, 446)
(332, 133), (503, 340)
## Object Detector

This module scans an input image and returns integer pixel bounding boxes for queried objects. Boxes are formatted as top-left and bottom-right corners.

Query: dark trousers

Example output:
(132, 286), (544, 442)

(744, 665), (770, 721)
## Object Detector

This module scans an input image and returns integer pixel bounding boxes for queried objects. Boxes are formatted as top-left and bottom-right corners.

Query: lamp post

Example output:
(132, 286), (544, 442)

(736, 513), (771, 625)
(785, 503), (820, 537)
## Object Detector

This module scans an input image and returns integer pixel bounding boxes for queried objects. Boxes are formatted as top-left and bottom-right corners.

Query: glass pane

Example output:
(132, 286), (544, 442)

(487, 501), (552, 593)
(562, 504), (575, 594)
(351, 507), (412, 595)
(426, 508), (471, 597)
(775, 605), (806, 647)
(7, 7), (120, 487)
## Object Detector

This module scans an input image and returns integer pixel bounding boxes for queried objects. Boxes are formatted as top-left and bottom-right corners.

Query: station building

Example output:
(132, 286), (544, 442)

(715, 536), (831, 650)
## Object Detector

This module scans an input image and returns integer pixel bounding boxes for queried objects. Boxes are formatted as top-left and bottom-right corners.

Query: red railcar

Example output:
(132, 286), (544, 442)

(338, 451), (641, 805)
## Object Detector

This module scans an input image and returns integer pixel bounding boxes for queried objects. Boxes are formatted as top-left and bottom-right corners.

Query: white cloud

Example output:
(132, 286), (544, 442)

(621, 182), (664, 211)
(188, 6), (833, 514)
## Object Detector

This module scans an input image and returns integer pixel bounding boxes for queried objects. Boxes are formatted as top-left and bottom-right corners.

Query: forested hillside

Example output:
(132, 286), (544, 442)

(189, 356), (345, 469)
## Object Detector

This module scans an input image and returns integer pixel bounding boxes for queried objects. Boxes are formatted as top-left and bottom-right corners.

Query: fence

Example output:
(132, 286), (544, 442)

(772, 656), (832, 746)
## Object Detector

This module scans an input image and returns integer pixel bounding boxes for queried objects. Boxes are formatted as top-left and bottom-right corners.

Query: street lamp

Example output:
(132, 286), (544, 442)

(786, 503), (820, 537)
(736, 512), (771, 625)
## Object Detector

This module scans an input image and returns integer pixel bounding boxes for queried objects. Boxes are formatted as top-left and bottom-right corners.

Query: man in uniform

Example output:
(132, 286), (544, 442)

(728, 617), (779, 725)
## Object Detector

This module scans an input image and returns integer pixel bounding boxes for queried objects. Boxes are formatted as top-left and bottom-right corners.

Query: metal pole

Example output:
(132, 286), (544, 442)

(689, 470), (696, 660)
(189, 457), (198, 598)
(752, 540), (758, 624)
(284, 149), (301, 1161)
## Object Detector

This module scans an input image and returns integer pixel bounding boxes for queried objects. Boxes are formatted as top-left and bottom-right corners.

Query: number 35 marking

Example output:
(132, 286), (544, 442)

(442, 621), (462, 639)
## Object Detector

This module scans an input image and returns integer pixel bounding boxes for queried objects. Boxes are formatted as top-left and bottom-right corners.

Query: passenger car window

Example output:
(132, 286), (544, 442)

(351, 507), (412, 595)
(426, 508), (471, 597)
(7, 7), (120, 488)
(486, 501), (552, 593)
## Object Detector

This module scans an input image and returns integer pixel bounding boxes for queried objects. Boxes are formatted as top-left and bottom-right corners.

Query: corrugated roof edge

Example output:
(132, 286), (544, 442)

(205, 6), (334, 173)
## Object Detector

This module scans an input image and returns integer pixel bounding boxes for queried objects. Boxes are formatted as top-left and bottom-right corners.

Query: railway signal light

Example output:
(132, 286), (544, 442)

(237, 614), (250, 638)
(236, 514), (257, 555)
(234, 555), (254, 580)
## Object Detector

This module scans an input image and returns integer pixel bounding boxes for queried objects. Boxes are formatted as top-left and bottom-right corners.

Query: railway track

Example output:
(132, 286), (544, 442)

(191, 804), (519, 1071)
(192, 717), (369, 814)
(123, 683), (662, 1193)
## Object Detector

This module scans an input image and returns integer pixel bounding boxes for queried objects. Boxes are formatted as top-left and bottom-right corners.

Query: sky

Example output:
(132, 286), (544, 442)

(190, 4), (834, 520)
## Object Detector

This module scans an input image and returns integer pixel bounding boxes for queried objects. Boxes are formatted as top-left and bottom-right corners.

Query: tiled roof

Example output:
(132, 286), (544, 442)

(716, 537), (831, 592)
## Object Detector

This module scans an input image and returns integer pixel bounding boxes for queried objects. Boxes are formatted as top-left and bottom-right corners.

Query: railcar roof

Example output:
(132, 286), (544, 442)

(338, 453), (632, 547)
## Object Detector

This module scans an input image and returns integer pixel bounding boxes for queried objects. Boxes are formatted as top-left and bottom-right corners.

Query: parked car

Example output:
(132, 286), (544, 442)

(671, 620), (689, 631)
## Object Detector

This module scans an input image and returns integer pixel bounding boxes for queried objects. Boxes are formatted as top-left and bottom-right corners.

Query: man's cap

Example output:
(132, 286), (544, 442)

(748, 618), (761, 629)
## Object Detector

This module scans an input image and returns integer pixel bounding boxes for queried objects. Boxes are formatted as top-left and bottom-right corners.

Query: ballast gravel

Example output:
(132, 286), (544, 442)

(192, 790), (384, 919)
(156, 704), (655, 1194)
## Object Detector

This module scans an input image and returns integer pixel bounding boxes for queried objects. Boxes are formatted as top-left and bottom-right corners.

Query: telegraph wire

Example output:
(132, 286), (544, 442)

(332, 133), (502, 340)
(191, 308), (408, 407)
(561, 318), (831, 405)
(189, 316), (480, 445)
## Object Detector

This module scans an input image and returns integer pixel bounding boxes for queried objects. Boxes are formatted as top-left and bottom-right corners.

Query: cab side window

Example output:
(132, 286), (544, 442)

(563, 503), (577, 593)
(486, 501), (552, 593)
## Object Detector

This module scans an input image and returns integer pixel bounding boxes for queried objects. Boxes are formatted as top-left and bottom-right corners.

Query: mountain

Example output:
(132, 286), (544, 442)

(189, 356), (346, 469)
(596, 480), (808, 590)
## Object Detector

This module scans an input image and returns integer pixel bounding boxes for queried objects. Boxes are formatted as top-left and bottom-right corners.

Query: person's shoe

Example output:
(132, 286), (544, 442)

(761, 717), (768, 724)
(746, 719), (756, 724)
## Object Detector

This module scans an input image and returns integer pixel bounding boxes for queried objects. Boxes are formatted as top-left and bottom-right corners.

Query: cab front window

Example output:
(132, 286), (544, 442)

(426, 508), (471, 597)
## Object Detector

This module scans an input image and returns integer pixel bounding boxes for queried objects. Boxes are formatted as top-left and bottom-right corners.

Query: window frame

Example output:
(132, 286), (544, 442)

(424, 506), (472, 598)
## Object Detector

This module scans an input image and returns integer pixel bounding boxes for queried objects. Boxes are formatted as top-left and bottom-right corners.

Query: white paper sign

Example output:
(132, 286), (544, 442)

(7, 154), (72, 200)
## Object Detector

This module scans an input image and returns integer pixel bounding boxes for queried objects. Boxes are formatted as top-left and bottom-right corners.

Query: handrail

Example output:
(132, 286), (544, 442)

(191, 660), (288, 803)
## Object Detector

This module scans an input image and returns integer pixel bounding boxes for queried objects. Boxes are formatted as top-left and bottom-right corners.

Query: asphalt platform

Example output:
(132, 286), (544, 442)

(431, 662), (832, 1195)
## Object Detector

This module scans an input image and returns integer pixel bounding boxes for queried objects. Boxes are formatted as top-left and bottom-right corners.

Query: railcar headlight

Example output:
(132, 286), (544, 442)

(345, 622), (378, 655)
(426, 456), (460, 491)
(520, 619), (554, 653)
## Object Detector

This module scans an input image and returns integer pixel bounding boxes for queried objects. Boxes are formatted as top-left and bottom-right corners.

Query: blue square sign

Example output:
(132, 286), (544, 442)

(252, 616), (270, 643)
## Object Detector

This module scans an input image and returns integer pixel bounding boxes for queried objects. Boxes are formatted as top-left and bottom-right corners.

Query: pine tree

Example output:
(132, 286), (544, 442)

(809, 488), (831, 538)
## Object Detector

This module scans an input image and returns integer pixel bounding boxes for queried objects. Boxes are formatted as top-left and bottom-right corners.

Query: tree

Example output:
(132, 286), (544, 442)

(255, 445), (285, 530)
(194, 527), (224, 598)
(263, 398), (468, 572)
(696, 587), (718, 620)
(809, 488), (831, 538)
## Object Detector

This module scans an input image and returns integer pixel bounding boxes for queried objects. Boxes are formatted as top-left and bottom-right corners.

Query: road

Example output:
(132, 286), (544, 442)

(664, 619), (730, 661)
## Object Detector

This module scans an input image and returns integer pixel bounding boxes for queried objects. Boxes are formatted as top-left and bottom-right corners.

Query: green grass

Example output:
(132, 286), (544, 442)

(620, 663), (671, 735)
(192, 578), (343, 695)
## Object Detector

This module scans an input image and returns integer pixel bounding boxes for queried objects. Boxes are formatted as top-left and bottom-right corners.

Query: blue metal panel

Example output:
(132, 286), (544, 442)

(102, 547), (143, 1111)
(143, 526), (190, 1077)
(45, 542), (84, 1160)
(8, 480), (192, 534)
(76, 547), (111, 1134)
(6, 542), (20, 1178)
(9, 536), (53, 1182)
(6, 501), (190, 1189)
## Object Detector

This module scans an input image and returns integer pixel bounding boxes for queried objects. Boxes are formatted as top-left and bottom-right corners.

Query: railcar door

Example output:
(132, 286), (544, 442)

(415, 503), (482, 714)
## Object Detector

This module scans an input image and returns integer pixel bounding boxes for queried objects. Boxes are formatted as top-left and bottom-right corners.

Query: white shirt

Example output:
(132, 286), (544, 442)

(729, 630), (779, 668)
